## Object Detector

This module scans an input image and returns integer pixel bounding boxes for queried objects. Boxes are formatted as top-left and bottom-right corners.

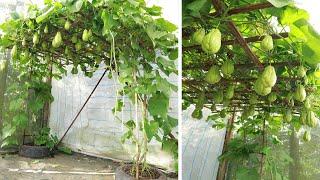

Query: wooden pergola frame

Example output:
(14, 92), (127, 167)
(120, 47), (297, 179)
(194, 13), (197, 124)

(182, 1), (298, 179)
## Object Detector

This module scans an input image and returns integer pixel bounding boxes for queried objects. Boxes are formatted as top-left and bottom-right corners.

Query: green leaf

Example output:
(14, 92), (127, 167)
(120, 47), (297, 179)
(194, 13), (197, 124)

(29, 98), (44, 113)
(279, 6), (309, 25)
(9, 12), (20, 21)
(267, 0), (294, 8)
(125, 120), (136, 129)
(168, 49), (178, 60)
(148, 92), (169, 119)
(101, 9), (118, 35)
(67, 0), (84, 13)
(2, 124), (16, 139)
(145, 24), (167, 46)
(161, 120), (172, 136)
(168, 115), (178, 129)
(170, 84), (178, 92)
(155, 18), (177, 32)
(292, 120), (302, 132)
(9, 98), (24, 111)
(121, 130), (133, 143)
(157, 57), (176, 70)
(12, 113), (28, 128)
(44, 0), (52, 4)
(156, 76), (172, 97)
(144, 5), (162, 16)
(0, 35), (13, 47)
(144, 120), (159, 142)
(36, 6), (57, 23)
(112, 99), (123, 113)
(186, 0), (211, 15)
(162, 138), (177, 152)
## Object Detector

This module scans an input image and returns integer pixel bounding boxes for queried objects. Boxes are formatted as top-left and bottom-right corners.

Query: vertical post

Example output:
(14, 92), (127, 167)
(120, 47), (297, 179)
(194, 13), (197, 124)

(0, 50), (10, 131)
(217, 108), (236, 180)
(42, 58), (53, 127)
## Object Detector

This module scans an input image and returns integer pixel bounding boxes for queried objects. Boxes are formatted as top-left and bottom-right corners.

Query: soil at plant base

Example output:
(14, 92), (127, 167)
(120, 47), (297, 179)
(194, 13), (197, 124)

(123, 165), (162, 179)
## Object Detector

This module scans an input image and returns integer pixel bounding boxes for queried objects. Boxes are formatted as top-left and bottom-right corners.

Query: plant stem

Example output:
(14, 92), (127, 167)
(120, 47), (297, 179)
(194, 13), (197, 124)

(133, 67), (140, 180)
(260, 115), (266, 180)
(142, 95), (148, 169)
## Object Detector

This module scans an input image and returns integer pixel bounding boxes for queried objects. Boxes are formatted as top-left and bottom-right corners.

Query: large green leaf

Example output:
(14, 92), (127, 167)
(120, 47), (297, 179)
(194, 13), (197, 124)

(148, 92), (169, 119)
(155, 18), (177, 33)
(162, 138), (177, 153)
(279, 6), (309, 25)
(12, 113), (28, 127)
(67, 0), (84, 13)
(145, 24), (167, 46)
(29, 98), (44, 113)
(144, 120), (159, 142)
(2, 124), (16, 139)
(9, 98), (24, 111)
(161, 120), (172, 136)
(185, 0), (211, 15)
(101, 9), (118, 35)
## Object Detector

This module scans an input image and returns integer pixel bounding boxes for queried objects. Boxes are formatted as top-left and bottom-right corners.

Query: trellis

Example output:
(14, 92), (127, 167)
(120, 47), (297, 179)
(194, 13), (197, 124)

(182, 1), (306, 179)
(183, 1), (303, 111)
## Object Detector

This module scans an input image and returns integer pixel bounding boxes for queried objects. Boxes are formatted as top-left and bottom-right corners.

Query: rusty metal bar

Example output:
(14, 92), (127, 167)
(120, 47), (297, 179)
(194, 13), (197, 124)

(58, 69), (108, 145)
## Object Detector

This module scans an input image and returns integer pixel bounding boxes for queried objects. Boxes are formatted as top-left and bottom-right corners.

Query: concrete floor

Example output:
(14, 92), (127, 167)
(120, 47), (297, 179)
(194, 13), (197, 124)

(0, 152), (120, 180)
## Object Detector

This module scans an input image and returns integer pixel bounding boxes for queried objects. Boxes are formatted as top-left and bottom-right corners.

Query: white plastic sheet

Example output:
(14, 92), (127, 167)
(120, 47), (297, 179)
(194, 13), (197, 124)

(182, 106), (226, 180)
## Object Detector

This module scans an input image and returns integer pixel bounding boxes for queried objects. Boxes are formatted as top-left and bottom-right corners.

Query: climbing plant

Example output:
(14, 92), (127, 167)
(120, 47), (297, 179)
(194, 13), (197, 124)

(0, 0), (178, 176)
(183, 0), (320, 179)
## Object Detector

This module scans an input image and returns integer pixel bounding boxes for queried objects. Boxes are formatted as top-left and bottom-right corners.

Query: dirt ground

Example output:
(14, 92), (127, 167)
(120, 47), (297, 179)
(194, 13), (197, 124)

(0, 152), (120, 180)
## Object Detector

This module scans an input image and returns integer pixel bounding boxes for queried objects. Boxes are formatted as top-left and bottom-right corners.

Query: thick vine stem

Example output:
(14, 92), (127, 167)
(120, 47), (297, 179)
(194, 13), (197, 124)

(260, 114), (267, 180)
(132, 67), (140, 180)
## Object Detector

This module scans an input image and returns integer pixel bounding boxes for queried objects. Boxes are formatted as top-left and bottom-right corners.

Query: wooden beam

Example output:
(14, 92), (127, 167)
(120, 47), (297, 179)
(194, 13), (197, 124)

(183, 61), (299, 71)
(183, 33), (289, 51)
(210, 2), (273, 16)
(222, 32), (288, 45)
(184, 77), (302, 84)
